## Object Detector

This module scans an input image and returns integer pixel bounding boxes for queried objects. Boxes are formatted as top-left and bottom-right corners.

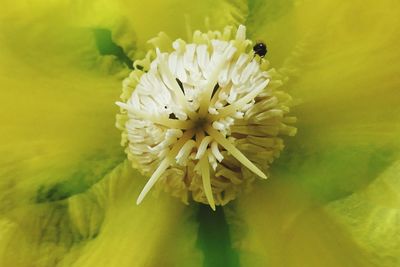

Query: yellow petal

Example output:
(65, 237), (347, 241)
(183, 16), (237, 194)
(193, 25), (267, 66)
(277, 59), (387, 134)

(0, 162), (202, 267)
(107, 0), (248, 55)
(3, 0), (248, 57)
(246, 0), (400, 200)
(326, 159), (400, 267)
(247, 0), (400, 145)
(229, 179), (377, 267)
(0, 2), (130, 206)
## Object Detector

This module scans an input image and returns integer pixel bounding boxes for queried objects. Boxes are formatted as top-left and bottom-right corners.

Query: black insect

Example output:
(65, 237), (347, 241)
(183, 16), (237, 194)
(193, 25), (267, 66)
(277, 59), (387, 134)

(253, 42), (267, 59)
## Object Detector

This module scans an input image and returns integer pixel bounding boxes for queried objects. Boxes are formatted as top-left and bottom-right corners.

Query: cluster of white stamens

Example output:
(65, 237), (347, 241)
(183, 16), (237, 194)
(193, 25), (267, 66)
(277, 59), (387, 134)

(116, 25), (296, 209)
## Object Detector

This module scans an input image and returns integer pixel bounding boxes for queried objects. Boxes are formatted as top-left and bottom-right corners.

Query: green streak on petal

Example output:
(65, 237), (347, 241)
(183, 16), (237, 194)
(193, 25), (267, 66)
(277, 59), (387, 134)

(35, 151), (124, 203)
(1, 162), (203, 267)
(197, 205), (239, 267)
(93, 28), (133, 69)
(246, 0), (294, 29)
(273, 138), (397, 202)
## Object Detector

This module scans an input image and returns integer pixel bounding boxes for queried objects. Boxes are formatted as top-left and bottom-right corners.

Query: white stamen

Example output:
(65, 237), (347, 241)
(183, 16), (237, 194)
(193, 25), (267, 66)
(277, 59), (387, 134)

(176, 140), (196, 166)
(117, 25), (296, 208)
(197, 156), (216, 210)
(136, 130), (194, 204)
(195, 136), (213, 159)
(206, 126), (267, 179)
(211, 141), (224, 162)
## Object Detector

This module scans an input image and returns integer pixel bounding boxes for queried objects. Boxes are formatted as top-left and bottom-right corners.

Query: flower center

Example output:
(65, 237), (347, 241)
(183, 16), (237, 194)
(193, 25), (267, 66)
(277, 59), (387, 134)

(116, 25), (297, 210)
(193, 117), (209, 131)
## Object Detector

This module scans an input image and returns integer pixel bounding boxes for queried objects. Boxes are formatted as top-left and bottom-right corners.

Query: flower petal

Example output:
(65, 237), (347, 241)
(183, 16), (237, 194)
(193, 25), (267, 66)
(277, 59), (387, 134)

(6, 0), (248, 57)
(326, 159), (400, 267)
(0, 162), (202, 267)
(247, 0), (400, 200)
(247, 0), (400, 144)
(0, 2), (131, 207)
(100, 0), (249, 55)
(228, 179), (378, 267)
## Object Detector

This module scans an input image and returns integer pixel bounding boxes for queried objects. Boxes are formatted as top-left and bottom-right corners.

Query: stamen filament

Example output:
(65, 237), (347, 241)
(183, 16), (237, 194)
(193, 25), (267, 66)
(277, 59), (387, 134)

(157, 52), (198, 120)
(136, 130), (195, 204)
(200, 155), (216, 210)
(136, 158), (170, 205)
(205, 126), (267, 179)
(198, 44), (236, 117)
(210, 79), (270, 120)
(116, 102), (194, 129)
(195, 136), (213, 159)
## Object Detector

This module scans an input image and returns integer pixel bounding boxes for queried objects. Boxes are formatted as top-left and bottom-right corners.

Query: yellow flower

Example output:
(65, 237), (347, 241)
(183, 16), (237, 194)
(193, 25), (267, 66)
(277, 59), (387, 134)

(0, 1), (399, 267)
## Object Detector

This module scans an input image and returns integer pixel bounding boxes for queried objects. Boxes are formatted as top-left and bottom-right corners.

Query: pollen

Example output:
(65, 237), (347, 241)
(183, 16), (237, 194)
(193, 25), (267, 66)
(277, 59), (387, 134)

(116, 25), (296, 210)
